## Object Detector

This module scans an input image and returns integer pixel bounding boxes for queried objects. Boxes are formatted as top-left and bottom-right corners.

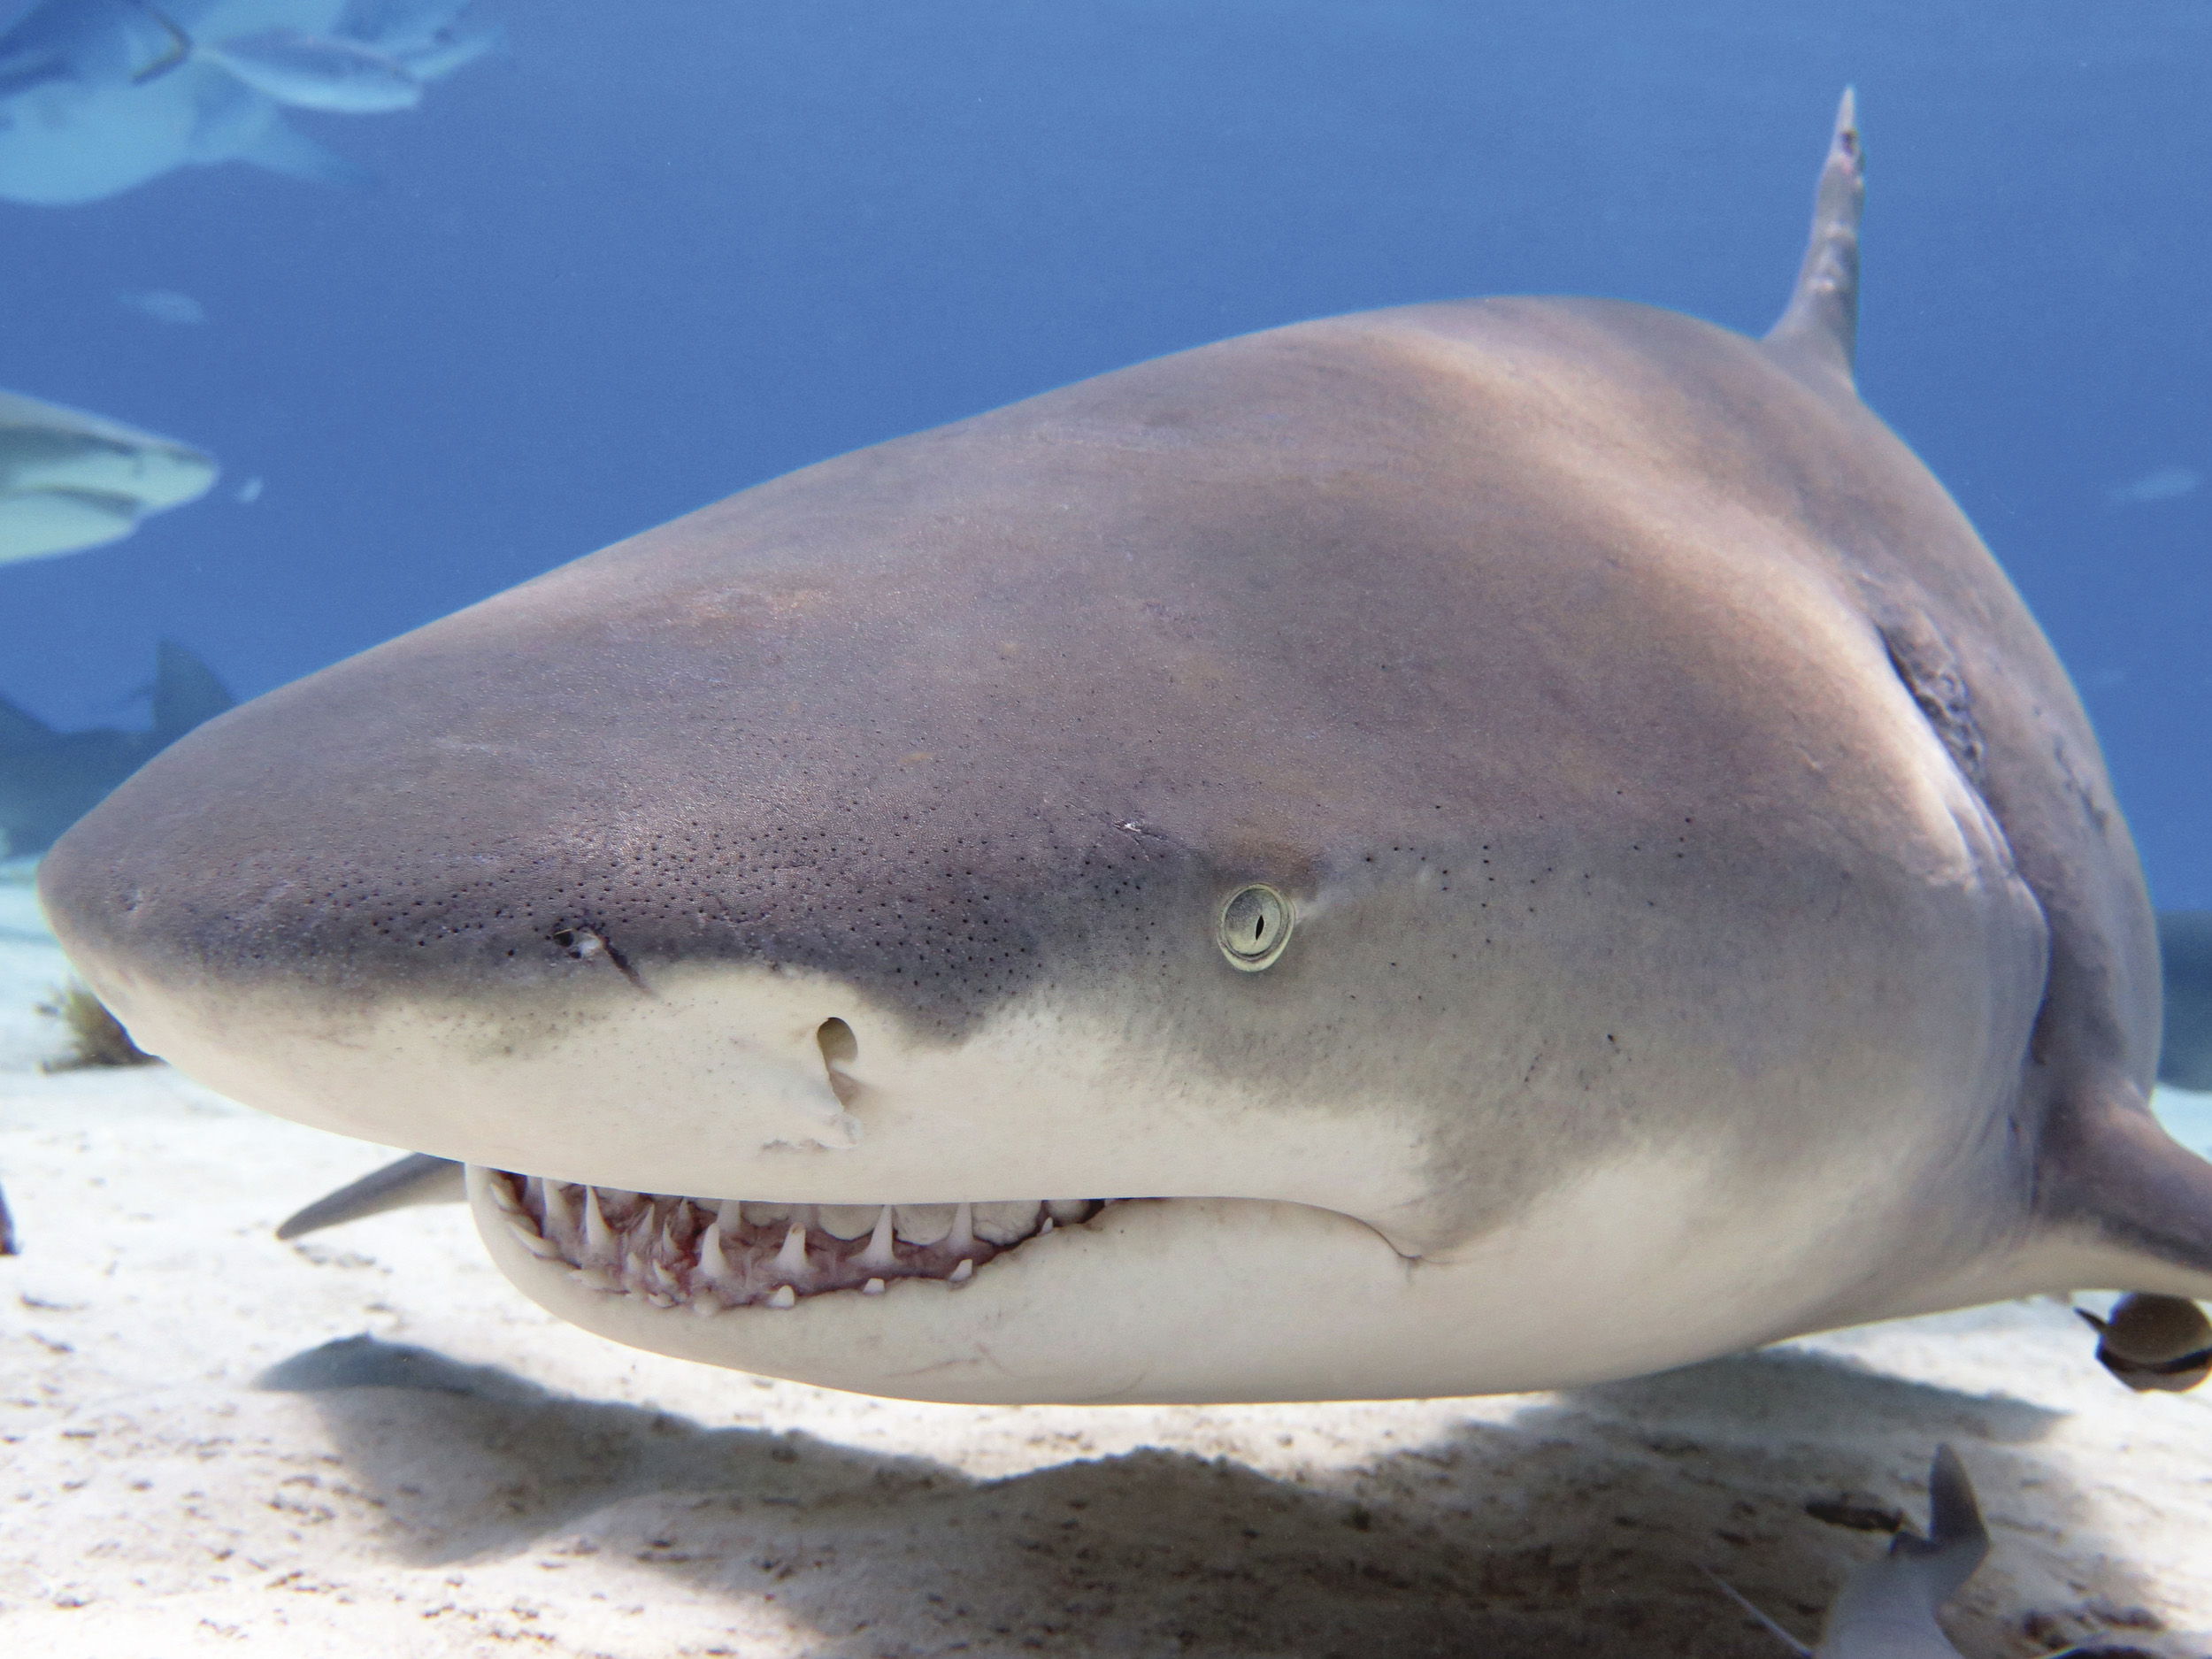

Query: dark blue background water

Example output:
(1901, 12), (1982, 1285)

(3, 1), (2208, 901)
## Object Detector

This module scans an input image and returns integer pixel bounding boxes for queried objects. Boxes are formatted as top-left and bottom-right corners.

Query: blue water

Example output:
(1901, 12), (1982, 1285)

(3, 1), (2208, 902)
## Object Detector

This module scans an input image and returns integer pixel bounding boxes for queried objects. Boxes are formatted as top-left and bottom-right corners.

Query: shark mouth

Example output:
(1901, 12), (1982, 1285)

(484, 1170), (1108, 1311)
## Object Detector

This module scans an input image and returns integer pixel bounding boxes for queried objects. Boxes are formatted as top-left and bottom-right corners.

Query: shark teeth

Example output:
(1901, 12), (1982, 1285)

(489, 1171), (1106, 1313)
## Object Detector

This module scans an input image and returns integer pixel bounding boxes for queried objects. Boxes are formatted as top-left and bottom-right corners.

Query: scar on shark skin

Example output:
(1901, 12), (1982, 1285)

(550, 926), (652, 994)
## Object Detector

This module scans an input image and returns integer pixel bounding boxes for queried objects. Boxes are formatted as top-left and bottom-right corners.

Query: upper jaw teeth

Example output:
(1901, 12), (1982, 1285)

(487, 1173), (1102, 1313)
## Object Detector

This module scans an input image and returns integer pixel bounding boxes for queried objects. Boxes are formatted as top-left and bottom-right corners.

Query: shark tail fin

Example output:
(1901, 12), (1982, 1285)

(151, 641), (234, 742)
(0, 693), (52, 749)
(1764, 88), (1863, 392)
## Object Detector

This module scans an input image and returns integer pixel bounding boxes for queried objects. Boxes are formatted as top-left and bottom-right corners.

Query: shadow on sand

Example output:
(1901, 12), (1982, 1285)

(258, 1335), (2185, 1659)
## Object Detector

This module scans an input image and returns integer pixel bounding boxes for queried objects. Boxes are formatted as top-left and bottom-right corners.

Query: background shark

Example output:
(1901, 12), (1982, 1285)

(0, 386), (216, 562)
(0, 639), (230, 856)
(0, 0), (495, 204)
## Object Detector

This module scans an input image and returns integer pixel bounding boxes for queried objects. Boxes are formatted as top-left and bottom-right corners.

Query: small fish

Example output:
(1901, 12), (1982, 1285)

(192, 27), (421, 114)
(2105, 465), (2200, 507)
(234, 476), (264, 504)
(2078, 1292), (2212, 1391)
(117, 288), (207, 326)
(1707, 1445), (1987, 1658)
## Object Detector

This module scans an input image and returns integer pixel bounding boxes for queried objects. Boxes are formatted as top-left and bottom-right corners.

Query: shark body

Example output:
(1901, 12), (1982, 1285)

(39, 96), (2212, 1404)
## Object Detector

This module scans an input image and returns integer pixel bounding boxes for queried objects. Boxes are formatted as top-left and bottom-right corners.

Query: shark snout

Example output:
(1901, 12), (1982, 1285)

(30, 647), (1379, 1219)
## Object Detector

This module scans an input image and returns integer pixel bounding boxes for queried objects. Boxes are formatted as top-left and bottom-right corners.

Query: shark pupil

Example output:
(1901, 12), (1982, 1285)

(1218, 884), (1293, 971)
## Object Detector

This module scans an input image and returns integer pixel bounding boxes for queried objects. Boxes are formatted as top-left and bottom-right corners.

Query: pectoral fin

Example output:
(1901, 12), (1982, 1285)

(277, 1152), (465, 1240)
(2035, 1086), (2212, 1300)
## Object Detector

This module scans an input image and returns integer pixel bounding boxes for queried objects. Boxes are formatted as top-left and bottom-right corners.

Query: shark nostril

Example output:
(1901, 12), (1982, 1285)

(817, 1017), (861, 1107)
(816, 1017), (858, 1067)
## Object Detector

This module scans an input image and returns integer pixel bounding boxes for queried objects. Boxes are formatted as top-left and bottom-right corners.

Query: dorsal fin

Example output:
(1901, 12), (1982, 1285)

(0, 693), (52, 749)
(1764, 88), (1863, 391)
(1921, 1444), (1987, 1559)
(150, 640), (234, 741)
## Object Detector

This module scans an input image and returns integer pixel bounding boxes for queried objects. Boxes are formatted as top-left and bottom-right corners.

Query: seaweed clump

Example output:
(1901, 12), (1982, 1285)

(37, 981), (157, 1072)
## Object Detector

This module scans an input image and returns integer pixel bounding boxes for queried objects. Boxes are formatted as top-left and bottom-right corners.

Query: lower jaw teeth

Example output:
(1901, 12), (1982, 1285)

(488, 1173), (1104, 1312)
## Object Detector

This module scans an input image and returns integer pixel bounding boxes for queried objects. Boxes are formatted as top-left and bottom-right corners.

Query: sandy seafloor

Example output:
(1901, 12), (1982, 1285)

(2, 858), (2208, 1659)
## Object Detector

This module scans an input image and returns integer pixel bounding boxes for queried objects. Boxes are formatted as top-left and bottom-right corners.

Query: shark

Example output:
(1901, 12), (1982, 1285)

(0, 641), (232, 857)
(0, 0), (494, 204)
(38, 94), (2212, 1406)
(0, 387), (216, 564)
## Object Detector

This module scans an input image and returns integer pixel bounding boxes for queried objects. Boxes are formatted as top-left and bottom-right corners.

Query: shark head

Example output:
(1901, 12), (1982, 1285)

(36, 96), (2212, 1404)
(0, 389), (217, 564)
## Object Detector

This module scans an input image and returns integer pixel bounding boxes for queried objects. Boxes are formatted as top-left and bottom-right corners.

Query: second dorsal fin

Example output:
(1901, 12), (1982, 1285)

(1764, 88), (1863, 392)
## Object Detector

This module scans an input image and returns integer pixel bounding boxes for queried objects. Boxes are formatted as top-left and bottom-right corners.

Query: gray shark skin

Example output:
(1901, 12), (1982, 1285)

(0, 388), (216, 563)
(2157, 912), (2212, 1091)
(0, 641), (232, 856)
(37, 95), (2212, 1405)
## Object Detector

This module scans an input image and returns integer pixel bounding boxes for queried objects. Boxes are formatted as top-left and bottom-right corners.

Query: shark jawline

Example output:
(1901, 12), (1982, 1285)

(483, 1171), (1133, 1311)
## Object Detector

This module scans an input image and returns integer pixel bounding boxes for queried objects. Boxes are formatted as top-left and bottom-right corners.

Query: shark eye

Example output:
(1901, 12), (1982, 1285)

(1217, 884), (1293, 971)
